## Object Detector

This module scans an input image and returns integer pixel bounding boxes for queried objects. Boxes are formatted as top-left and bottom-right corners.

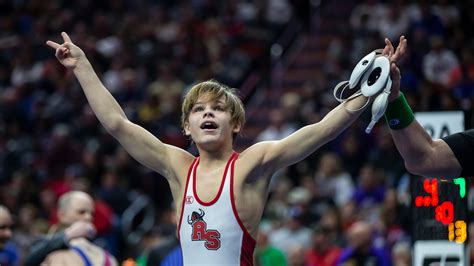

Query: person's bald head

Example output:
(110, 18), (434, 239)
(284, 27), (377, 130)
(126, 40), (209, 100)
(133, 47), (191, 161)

(0, 205), (13, 250)
(57, 191), (94, 226)
(347, 220), (373, 252)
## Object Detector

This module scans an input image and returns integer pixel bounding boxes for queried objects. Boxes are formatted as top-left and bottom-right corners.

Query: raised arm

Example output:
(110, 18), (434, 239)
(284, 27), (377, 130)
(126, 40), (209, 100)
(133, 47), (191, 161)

(46, 32), (191, 179)
(252, 91), (368, 171)
(386, 118), (461, 177)
(250, 36), (407, 172)
(382, 38), (462, 178)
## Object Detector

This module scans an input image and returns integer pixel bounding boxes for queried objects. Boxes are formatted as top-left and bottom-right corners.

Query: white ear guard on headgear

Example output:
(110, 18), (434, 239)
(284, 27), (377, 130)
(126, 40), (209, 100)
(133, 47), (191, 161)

(360, 56), (391, 97)
(349, 51), (376, 89)
(333, 49), (392, 134)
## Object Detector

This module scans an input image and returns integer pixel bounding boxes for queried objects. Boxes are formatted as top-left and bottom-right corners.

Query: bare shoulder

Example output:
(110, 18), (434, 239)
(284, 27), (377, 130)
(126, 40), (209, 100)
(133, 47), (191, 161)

(236, 142), (274, 182)
(238, 142), (267, 165)
(166, 144), (195, 181)
(166, 144), (195, 165)
(42, 250), (79, 265)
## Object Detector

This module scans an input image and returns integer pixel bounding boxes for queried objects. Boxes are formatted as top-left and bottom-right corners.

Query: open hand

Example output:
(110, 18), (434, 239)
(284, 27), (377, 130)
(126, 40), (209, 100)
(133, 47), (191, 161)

(382, 36), (407, 101)
(46, 32), (85, 69)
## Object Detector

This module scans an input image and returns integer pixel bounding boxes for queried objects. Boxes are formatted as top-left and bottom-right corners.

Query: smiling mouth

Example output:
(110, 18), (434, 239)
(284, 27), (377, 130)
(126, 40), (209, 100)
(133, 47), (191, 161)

(200, 121), (218, 130)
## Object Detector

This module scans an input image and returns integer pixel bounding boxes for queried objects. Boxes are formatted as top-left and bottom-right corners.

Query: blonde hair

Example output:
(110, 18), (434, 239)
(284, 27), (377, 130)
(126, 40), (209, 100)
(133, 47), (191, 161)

(181, 80), (245, 138)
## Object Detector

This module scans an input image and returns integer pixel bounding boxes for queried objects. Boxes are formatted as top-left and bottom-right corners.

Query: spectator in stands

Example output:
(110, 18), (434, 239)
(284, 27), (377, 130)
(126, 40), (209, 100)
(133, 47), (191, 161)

(379, 189), (410, 249)
(391, 240), (411, 266)
(449, 47), (474, 99)
(0, 205), (19, 266)
(254, 226), (286, 266)
(352, 163), (386, 210)
(269, 206), (312, 257)
(314, 152), (354, 207)
(256, 109), (297, 142)
(139, 207), (182, 265)
(337, 131), (368, 178)
(367, 127), (405, 186)
(422, 36), (459, 90)
(337, 220), (391, 266)
(304, 224), (341, 266)
(12, 204), (47, 265)
(25, 191), (116, 266)
(377, 3), (410, 42)
(409, 1), (445, 39)
(41, 191), (118, 265)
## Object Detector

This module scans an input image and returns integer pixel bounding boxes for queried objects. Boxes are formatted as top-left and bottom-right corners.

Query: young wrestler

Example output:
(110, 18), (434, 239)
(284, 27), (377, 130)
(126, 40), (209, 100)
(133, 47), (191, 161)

(47, 32), (405, 265)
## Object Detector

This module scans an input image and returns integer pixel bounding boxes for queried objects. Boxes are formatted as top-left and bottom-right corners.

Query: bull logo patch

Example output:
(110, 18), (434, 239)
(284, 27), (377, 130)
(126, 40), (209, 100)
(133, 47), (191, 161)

(187, 209), (221, 250)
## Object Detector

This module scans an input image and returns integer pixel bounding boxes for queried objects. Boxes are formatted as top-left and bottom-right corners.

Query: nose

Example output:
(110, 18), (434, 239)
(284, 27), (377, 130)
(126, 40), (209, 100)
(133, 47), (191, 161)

(203, 107), (215, 118)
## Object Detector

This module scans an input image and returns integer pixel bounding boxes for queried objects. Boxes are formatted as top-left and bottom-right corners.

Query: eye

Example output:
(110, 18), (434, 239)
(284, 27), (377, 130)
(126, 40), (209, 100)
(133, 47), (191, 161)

(214, 105), (224, 111)
(0, 224), (12, 230)
(192, 106), (204, 112)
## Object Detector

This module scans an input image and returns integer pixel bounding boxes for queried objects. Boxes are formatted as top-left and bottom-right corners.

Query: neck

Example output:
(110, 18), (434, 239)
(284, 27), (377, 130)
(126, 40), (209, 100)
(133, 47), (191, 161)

(196, 146), (234, 168)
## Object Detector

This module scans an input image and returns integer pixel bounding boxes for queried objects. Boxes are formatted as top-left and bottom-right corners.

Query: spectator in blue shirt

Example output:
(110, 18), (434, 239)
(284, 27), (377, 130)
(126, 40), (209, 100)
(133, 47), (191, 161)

(0, 205), (19, 266)
(337, 221), (391, 266)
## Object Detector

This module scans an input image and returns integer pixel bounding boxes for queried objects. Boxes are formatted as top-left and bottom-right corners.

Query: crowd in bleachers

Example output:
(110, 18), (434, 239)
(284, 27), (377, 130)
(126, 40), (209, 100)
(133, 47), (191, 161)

(0, 0), (473, 265)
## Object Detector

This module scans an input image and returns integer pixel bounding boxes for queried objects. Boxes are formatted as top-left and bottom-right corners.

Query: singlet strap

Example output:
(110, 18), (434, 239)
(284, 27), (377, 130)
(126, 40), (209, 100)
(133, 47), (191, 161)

(71, 246), (93, 266)
(193, 151), (237, 206)
(177, 156), (200, 240)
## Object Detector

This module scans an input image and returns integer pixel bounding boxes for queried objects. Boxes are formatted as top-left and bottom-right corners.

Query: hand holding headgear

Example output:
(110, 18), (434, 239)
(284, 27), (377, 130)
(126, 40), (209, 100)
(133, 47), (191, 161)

(333, 36), (407, 134)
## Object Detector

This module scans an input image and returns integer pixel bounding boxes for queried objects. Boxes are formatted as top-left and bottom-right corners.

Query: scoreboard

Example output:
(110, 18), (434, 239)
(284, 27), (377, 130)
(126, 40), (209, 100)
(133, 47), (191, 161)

(412, 176), (468, 243)
(412, 111), (469, 265)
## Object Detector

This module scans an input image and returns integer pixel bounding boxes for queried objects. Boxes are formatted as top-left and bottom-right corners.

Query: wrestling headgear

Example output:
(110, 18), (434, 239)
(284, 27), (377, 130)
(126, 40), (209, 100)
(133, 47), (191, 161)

(333, 49), (392, 134)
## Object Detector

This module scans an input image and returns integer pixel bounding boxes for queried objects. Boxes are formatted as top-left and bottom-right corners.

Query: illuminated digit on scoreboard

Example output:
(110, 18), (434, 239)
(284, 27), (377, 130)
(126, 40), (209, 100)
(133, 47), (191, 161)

(453, 177), (466, 198)
(415, 179), (439, 207)
(435, 201), (454, 225)
(448, 223), (454, 241)
(448, 220), (467, 243)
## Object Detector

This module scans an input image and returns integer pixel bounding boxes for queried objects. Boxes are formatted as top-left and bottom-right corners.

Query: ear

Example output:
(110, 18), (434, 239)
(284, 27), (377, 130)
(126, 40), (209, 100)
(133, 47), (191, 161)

(184, 121), (191, 136)
(232, 122), (241, 134)
(57, 209), (68, 224)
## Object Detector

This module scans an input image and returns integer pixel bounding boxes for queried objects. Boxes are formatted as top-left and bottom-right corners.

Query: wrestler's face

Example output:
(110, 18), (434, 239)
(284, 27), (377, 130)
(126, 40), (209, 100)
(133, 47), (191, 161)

(59, 194), (95, 225)
(0, 209), (13, 250)
(184, 96), (240, 149)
